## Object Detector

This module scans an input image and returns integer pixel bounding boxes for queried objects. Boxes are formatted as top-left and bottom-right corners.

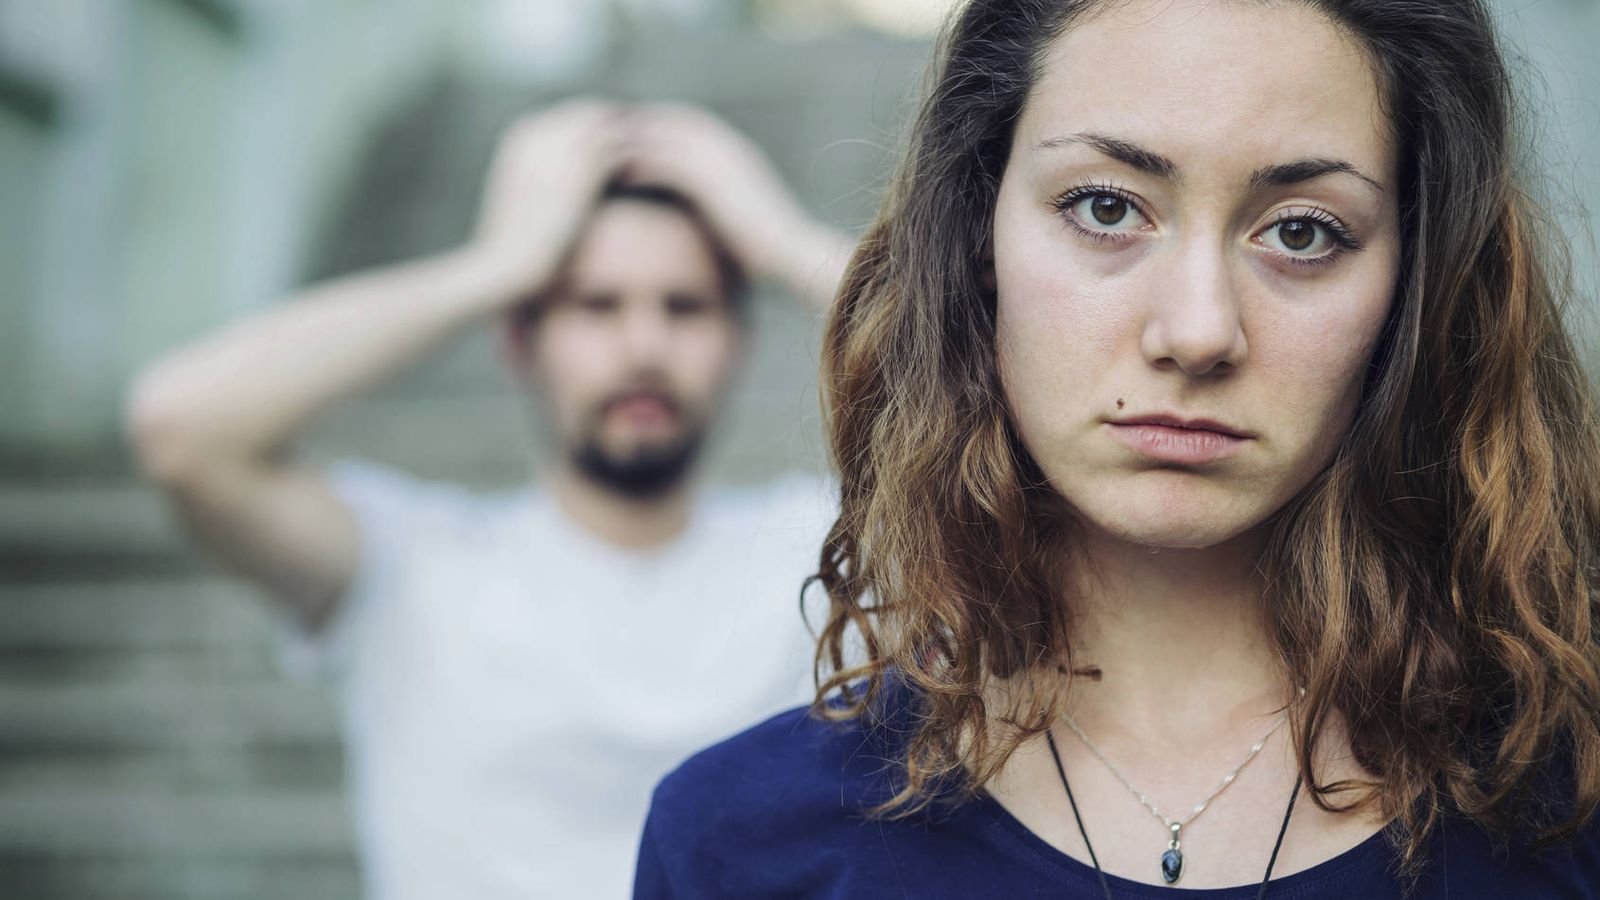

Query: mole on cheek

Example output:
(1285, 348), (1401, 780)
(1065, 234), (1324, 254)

(1116, 399), (1125, 410)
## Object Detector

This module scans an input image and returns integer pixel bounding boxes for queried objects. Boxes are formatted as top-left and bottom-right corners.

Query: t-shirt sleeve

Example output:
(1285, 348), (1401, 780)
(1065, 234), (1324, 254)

(276, 458), (454, 681)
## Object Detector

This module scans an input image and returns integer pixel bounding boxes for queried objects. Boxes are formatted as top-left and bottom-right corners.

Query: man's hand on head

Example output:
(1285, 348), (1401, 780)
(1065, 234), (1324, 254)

(620, 104), (830, 285)
(467, 98), (634, 312)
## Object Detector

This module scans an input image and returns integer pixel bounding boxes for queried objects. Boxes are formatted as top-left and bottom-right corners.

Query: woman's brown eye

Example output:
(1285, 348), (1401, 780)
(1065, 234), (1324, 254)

(1062, 191), (1148, 235)
(1278, 220), (1316, 251)
(1090, 195), (1128, 226)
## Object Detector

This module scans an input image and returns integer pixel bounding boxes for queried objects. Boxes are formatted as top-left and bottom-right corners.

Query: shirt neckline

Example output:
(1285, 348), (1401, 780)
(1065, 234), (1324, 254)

(520, 484), (713, 570)
(966, 787), (1394, 898)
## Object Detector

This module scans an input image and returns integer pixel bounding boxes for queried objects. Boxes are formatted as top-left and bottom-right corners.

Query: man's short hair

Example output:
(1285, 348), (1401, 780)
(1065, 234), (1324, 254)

(512, 180), (751, 331)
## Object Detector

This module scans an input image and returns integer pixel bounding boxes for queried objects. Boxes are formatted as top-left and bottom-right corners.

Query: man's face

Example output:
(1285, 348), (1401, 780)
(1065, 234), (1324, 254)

(508, 199), (742, 496)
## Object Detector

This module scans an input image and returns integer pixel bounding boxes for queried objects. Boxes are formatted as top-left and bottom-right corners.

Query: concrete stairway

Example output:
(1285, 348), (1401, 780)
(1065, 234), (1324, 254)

(0, 482), (356, 899)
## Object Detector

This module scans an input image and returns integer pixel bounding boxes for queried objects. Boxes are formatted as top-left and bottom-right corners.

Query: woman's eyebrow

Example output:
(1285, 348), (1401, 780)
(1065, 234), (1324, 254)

(1249, 158), (1385, 195)
(1037, 132), (1178, 179)
(1037, 131), (1384, 195)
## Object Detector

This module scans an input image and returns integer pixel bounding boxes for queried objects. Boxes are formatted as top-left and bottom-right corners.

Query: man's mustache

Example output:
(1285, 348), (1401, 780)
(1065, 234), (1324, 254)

(596, 387), (683, 419)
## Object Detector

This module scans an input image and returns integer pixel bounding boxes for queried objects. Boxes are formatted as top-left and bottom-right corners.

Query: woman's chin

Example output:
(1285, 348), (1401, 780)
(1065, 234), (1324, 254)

(1092, 518), (1251, 552)
(1062, 490), (1272, 553)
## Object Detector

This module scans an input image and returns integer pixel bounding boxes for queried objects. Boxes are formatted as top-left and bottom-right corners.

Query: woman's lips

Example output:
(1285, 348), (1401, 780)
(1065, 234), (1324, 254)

(1105, 417), (1250, 465)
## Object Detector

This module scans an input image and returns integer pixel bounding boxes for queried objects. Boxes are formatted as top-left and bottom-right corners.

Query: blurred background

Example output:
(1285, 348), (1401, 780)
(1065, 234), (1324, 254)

(0, 1), (1594, 898)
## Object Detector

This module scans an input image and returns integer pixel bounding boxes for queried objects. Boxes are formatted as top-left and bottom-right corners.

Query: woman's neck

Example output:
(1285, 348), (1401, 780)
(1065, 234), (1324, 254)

(1061, 526), (1293, 745)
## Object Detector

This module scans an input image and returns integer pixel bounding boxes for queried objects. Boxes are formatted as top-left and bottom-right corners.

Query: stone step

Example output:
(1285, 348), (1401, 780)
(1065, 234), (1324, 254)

(0, 574), (296, 688)
(0, 786), (352, 856)
(0, 647), (286, 690)
(0, 481), (187, 572)
(603, 32), (930, 109)
(0, 853), (359, 900)
(0, 742), (343, 793)
(0, 682), (339, 752)
(0, 577), (271, 651)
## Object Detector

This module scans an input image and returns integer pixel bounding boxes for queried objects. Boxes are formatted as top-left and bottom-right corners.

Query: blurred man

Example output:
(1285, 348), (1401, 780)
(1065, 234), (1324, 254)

(125, 101), (850, 899)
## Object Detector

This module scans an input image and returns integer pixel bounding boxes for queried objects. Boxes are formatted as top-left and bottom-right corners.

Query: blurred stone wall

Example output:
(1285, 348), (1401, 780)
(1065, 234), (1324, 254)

(0, 0), (465, 474)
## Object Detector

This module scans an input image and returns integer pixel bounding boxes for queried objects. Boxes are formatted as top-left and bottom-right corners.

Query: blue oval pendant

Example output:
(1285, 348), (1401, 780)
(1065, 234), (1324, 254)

(1161, 848), (1184, 884)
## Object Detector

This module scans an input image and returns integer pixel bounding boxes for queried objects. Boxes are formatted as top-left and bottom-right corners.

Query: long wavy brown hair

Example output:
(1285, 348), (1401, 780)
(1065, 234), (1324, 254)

(812, 0), (1600, 871)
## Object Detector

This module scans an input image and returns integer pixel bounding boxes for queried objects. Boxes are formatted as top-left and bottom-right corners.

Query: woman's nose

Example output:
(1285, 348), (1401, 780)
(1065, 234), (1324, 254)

(1139, 241), (1249, 376)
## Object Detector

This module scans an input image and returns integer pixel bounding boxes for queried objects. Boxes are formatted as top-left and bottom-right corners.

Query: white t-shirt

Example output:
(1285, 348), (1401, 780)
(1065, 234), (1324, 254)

(283, 460), (835, 900)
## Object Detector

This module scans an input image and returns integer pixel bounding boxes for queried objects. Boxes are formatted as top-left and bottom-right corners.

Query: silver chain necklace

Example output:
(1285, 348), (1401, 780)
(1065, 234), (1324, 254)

(1057, 707), (1292, 885)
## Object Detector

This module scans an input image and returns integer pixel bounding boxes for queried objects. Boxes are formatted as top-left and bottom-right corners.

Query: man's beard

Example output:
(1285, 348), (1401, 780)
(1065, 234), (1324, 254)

(567, 391), (705, 499)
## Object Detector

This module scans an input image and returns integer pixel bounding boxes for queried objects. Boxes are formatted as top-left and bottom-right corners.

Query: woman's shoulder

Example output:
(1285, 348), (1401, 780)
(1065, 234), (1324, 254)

(635, 687), (919, 896)
(1367, 744), (1600, 899)
(650, 694), (904, 827)
(1403, 805), (1600, 899)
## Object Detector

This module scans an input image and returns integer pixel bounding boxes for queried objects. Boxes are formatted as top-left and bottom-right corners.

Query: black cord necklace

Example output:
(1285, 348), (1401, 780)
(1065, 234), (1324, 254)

(1045, 730), (1302, 899)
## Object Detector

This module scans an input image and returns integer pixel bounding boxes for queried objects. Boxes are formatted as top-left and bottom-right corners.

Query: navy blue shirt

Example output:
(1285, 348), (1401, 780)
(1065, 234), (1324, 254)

(635, 695), (1600, 899)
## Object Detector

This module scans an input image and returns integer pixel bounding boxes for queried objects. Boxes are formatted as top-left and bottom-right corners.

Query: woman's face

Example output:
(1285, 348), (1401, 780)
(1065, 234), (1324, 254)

(993, 0), (1401, 550)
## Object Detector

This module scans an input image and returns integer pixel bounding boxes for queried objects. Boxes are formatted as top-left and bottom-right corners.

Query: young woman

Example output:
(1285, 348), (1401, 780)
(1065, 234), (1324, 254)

(633, 0), (1600, 896)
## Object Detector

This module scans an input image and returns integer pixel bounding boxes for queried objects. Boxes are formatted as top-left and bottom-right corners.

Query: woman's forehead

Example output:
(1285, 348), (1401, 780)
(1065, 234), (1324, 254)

(1016, 0), (1395, 191)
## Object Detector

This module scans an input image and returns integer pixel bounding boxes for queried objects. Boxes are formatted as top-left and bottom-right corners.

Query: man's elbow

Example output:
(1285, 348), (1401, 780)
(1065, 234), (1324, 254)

(123, 368), (213, 489)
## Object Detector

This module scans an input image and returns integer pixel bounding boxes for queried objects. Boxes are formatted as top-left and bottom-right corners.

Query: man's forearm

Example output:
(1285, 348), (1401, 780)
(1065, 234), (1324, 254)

(127, 246), (520, 481)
